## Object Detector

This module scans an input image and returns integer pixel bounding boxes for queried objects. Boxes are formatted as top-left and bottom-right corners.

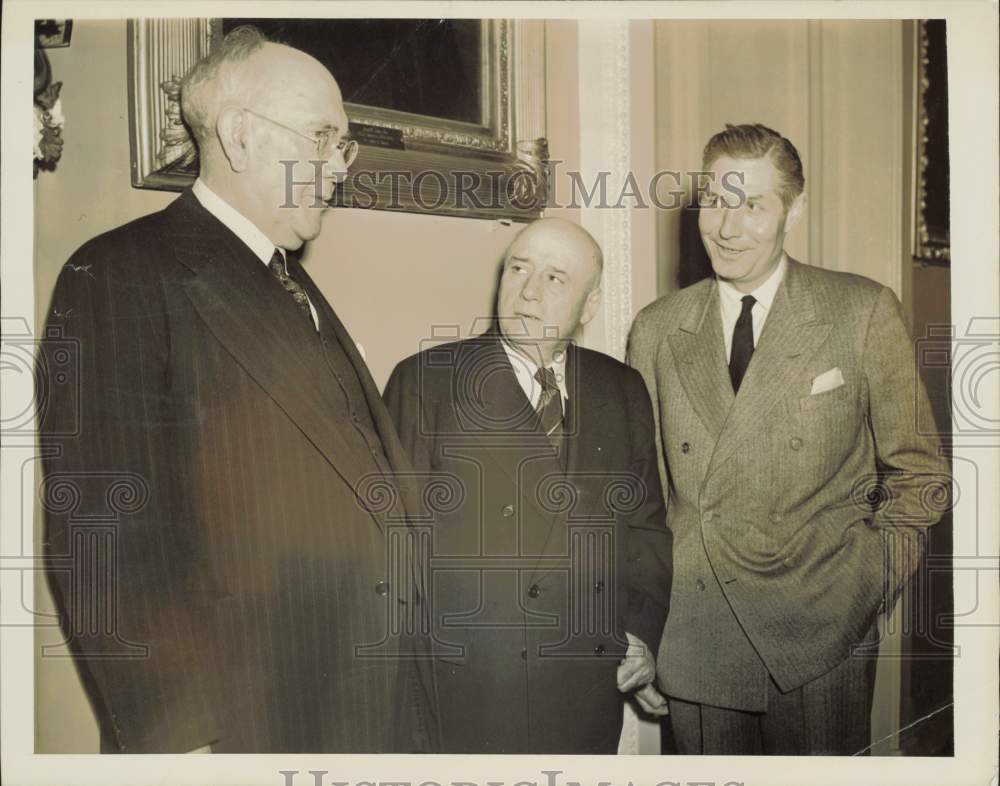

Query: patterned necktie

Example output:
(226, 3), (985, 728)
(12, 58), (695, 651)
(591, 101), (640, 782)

(729, 294), (756, 393)
(268, 249), (312, 323)
(535, 366), (564, 449)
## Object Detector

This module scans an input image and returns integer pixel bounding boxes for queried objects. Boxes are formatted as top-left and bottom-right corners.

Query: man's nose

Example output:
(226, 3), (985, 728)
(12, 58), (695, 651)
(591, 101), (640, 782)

(323, 152), (349, 181)
(521, 272), (543, 301)
(718, 205), (742, 239)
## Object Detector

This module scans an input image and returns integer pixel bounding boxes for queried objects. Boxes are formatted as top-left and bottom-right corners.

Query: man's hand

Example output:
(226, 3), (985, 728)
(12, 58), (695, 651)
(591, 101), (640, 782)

(617, 632), (670, 717)
(616, 631), (656, 693)
(634, 683), (670, 717)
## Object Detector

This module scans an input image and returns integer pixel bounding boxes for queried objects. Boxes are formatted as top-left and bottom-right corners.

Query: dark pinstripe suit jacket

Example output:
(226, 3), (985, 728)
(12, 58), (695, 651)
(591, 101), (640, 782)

(627, 259), (948, 712)
(384, 334), (673, 753)
(39, 191), (436, 752)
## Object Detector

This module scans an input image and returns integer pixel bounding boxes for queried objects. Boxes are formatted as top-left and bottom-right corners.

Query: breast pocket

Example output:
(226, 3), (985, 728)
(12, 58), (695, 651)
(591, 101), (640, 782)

(798, 380), (853, 412)
(779, 377), (866, 490)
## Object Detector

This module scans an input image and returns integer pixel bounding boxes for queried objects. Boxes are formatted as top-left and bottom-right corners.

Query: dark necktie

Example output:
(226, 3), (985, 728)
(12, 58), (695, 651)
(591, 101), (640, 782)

(268, 249), (313, 324)
(729, 294), (756, 393)
(534, 366), (564, 449)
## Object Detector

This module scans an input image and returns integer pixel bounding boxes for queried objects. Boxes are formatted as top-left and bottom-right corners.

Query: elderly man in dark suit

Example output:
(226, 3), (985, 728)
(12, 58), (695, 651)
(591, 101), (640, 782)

(627, 123), (948, 755)
(384, 218), (673, 753)
(38, 26), (435, 753)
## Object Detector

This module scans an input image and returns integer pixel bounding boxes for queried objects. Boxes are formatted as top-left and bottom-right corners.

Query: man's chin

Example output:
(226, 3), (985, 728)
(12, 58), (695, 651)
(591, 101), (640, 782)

(292, 218), (326, 245)
(709, 256), (750, 283)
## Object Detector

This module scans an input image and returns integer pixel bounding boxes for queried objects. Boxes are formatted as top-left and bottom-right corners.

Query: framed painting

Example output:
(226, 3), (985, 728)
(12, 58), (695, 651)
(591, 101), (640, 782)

(127, 18), (548, 221)
(911, 19), (950, 264)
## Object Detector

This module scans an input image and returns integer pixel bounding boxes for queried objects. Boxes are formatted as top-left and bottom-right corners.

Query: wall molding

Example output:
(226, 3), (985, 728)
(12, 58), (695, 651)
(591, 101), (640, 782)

(578, 21), (633, 362)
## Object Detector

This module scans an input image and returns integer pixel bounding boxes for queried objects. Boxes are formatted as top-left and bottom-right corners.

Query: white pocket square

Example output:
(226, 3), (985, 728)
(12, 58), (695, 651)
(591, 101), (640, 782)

(810, 367), (845, 395)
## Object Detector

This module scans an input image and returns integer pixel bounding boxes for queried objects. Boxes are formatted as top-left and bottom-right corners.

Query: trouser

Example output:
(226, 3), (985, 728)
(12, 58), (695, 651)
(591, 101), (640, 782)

(667, 631), (879, 755)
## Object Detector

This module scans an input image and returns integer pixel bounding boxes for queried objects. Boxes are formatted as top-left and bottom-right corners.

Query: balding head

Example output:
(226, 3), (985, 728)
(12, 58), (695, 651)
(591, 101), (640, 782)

(180, 26), (351, 251)
(496, 218), (605, 366)
(508, 218), (604, 291)
(181, 26), (268, 152)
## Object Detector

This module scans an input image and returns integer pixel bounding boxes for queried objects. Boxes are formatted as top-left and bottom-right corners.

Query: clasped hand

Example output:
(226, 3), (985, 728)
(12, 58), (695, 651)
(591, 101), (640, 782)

(616, 632), (669, 717)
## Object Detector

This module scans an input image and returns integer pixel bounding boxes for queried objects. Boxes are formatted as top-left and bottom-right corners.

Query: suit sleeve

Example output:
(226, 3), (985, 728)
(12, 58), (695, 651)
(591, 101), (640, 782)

(384, 357), (434, 473)
(626, 313), (671, 513)
(38, 241), (221, 752)
(382, 359), (446, 753)
(621, 369), (674, 656)
(861, 285), (949, 606)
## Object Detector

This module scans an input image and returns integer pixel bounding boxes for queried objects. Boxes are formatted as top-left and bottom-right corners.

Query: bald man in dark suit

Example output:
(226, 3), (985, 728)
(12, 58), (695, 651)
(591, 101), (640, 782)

(38, 26), (436, 753)
(385, 219), (673, 753)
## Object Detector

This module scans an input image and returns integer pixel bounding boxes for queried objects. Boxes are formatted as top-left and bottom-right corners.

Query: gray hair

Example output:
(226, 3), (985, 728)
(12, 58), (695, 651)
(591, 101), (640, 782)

(180, 25), (268, 148)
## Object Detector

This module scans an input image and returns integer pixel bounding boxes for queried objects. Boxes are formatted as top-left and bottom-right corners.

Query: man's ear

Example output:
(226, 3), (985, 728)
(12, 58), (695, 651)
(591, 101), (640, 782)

(216, 106), (251, 172)
(784, 192), (806, 233)
(579, 286), (603, 326)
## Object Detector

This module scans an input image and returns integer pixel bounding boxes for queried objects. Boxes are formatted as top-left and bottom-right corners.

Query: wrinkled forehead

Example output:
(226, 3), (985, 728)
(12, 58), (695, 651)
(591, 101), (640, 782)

(508, 226), (601, 278)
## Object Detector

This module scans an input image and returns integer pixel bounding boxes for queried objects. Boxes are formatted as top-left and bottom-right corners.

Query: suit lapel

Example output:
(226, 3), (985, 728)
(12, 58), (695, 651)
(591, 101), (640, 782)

(706, 259), (832, 479)
(292, 257), (428, 525)
(457, 335), (564, 518)
(528, 345), (611, 582)
(164, 193), (387, 529)
(561, 343), (589, 476)
(667, 281), (734, 442)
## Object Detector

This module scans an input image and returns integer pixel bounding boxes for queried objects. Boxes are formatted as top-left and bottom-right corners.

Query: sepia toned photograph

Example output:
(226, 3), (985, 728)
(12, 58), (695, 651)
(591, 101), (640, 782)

(2, 2), (997, 785)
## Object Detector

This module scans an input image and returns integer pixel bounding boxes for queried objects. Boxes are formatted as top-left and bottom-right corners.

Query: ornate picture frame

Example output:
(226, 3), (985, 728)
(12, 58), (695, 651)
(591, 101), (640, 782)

(126, 18), (548, 221)
(911, 19), (950, 264)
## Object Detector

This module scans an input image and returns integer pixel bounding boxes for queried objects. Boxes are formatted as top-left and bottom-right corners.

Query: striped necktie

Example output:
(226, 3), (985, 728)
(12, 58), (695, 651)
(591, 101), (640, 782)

(534, 366), (564, 449)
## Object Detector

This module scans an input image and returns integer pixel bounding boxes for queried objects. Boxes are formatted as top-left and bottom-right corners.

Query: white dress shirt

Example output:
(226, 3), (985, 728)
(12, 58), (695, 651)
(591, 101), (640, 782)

(718, 254), (787, 362)
(192, 178), (319, 330)
(500, 338), (569, 409)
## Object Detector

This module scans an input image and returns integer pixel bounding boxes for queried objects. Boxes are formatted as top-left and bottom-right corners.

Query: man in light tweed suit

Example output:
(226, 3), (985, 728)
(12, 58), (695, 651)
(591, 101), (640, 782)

(627, 123), (948, 754)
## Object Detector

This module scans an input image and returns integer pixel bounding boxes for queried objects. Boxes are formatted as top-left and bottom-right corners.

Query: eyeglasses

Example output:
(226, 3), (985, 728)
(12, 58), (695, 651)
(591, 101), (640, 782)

(241, 107), (358, 166)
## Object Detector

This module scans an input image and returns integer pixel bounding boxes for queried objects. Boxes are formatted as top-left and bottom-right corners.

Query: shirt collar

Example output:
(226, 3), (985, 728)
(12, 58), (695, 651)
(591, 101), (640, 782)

(499, 336), (569, 404)
(717, 252), (787, 313)
(192, 178), (281, 266)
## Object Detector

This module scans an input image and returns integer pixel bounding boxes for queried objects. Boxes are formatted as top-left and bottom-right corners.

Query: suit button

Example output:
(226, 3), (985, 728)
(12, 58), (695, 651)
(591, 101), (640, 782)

(770, 512), (783, 523)
(784, 557), (796, 568)
(521, 648), (527, 660)
(790, 437), (803, 450)
(681, 442), (690, 453)
(374, 580), (389, 596)
(696, 578), (706, 591)
(594, 644), (606, 655)
(702, 512), (714, 525)
(527, 583), (540, 598)
(501, 504), (515, 517)
(593, 580), (604, 593)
